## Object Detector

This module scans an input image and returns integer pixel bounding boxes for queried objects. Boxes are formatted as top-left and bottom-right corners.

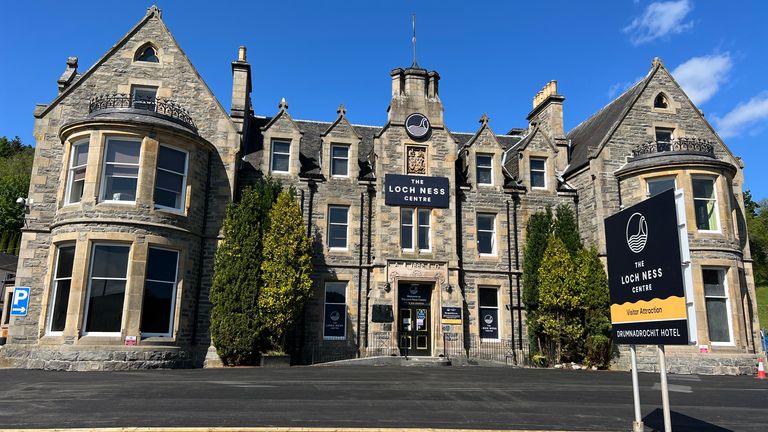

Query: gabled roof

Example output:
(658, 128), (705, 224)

(564, 66), (655, 176)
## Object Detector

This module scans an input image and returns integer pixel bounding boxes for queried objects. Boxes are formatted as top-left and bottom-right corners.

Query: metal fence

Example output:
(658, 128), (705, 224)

(443, 333), (529, 366)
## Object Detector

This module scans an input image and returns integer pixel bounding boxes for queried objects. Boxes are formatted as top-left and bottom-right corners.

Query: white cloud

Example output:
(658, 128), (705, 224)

(713, 92), (768, 138)
(607, 76), (644, 99)
(624, 0), (694, 45)
(671, 53), (732, 105)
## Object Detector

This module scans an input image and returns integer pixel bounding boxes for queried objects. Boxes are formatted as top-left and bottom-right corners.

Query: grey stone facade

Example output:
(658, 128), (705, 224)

(1, 8), (760, 374)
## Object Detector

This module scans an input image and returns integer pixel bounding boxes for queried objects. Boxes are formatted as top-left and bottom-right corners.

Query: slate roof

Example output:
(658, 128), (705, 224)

(564, 75), (650, 177)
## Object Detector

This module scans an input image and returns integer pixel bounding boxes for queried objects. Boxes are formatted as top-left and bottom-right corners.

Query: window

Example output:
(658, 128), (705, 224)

(647, 177), (676, 197)
(693, 177), (719, 231)
(136, 45), (159, 63)
(271, 140), (290, 173)
(66, 141), (89, 204)
(479, 287), (499, 340)
(323, 281), (347, 339)
(400, 208), (430, 251)
(46, 245), (75, 334)
(476, 154), (493, 185)
(84, 244), (130, 334)
(131, 86), (157, 111)
(477, 213), (496, 255)
(654, 93), (668, 109)
(702, 269), (732, 344)
(101, 138), (141, 202)
(328, 206), (349, 249)
(655, 127), (674, 143)
(331, 144), (349, 177)
(154, 145), (188, 211)
(530, 157), (546, 188)
(141, 247), (179, 336)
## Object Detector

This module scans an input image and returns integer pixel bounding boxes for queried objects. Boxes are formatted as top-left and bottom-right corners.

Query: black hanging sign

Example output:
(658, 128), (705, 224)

(385, 174), (449, 208)
(323, 304), (346, 338)
(604, 189), (689, 345)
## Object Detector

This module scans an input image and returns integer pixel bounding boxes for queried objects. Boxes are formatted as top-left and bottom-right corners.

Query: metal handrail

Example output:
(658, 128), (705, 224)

(88, 93), (197, 130)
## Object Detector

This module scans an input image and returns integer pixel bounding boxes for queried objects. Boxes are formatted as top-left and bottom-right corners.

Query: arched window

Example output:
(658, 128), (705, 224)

(654, 93), (668, 109)
(135, 45), (159, 63)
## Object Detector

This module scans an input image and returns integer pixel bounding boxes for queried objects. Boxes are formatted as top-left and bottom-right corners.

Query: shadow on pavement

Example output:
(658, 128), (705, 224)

(643, 408), (733, 432)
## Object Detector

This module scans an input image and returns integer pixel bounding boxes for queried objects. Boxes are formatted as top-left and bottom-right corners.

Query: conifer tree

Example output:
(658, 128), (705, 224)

(554, 204), (581, 258)
(209, 177), (282, 365)
(259, 190), (314, 353)
(573, 247), (612, 367)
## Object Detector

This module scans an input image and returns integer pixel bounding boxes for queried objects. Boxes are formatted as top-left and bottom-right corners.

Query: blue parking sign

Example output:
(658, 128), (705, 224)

(11, 287), (30, 317)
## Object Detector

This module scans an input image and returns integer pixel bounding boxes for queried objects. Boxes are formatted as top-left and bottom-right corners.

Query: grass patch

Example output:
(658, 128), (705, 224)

(757, 285), (768, 332)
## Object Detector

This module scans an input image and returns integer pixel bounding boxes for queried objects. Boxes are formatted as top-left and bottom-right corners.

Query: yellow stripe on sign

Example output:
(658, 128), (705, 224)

(610, 296), (687, 324)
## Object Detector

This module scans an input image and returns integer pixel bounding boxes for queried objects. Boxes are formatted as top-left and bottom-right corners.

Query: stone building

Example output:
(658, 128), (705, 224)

(0, 7), (760, 373)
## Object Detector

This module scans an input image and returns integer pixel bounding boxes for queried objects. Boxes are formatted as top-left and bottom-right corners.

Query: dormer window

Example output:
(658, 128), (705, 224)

(135, 45), (159, 63)
(654, 93), (668, 109)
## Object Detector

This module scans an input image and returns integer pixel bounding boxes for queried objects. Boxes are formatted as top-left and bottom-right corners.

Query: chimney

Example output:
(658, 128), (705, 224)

(231, 46), (252, 133)
(527, 80), (565, 139)
(57, 57), (78, 94)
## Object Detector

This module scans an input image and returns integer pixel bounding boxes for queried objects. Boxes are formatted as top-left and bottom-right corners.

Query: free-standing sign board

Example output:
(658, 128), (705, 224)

(604, 189), (689, 345)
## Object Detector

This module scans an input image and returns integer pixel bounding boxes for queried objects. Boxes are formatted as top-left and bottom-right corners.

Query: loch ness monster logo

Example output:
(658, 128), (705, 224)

(625, 212), (648, 254)
(405, 113), (431, 139)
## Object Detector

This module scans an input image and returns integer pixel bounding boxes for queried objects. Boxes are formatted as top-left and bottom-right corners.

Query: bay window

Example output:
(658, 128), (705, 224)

(84, 244), (130, 334)
(154, 145), (188, 211)
(66, 141), (88, 204)
(46, 244), (75, 334)
(101, 138), (141, 202)
(141, 247), (179, 336)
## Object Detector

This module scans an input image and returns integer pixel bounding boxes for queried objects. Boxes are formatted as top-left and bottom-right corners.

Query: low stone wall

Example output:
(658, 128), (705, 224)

(0, 345), (203, 371)
(612, 345), (761, 375)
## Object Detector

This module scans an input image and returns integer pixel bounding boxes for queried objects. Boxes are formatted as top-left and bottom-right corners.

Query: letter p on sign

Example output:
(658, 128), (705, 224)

(11, 287), (30, 317)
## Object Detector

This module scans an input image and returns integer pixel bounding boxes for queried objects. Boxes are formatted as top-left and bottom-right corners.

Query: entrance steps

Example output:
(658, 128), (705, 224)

(314, 355), (452, 367)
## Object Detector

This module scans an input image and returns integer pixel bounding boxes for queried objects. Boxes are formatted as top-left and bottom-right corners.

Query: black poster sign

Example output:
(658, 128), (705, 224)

(604, 189), (689, 345)
(385, 174), (449, 208)
(399, 283), (432, 306)
(479, 308), (499, 339)
(441, 307), (462, 324)
(323, 304), (346, 338)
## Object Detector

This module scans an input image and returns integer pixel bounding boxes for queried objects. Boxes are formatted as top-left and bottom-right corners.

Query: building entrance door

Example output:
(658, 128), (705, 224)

(398, 282), (432, 356)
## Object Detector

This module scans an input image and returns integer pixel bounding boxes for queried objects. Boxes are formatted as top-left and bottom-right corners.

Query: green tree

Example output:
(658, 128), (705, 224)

(258, 190), (314, 353)
(573, 247), (612, 367)
(209, 177), (282, 365)
(745, 191), (768, 286)
(536, 235), (581, 365)
(0, 136), (25, 158)
(0, 136), (34, 235)
(554, 204), (582, 258)
(522, 208), (553, 358)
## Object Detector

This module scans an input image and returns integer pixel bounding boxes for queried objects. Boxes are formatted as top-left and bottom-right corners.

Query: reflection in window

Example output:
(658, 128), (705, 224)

(66, 141), (89, 204)
(476, 154), (493, 185)
(47, 245), (75, 333)
(136, 45), (159, 63)
(693, 177), (718, 231)
(84, 244), (130, 333)
(327, 206), (349, 249)
(400, 208), (431, 251)
(477, 213), (496, 255)
(703, 268), (731, 343)
(331, 145), (349, 177)
(530, 157), (546, 188)
(654, 93), (668, 109)
(141, 248), (179, 336)
(102, 138), (141, 202)
(647, 177), (676, 197)
(655, 127), (673, 143)
(132, 86), (157, 111)
(271, 140), (290, 173)
(154, 145), (187, 210)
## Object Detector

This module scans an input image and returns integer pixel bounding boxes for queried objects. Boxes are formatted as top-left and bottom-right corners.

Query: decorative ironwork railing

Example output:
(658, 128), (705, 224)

(632, 138), (715, 158)
(88, 93), (197, 130)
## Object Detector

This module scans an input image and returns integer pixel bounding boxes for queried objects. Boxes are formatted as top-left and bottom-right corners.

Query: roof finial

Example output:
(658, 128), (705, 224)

(652, 57), (664, 68)
(279, 97), (288, 111)
(147, 5), (162, 18)
(337, 103), (346, 116)
(411, 14), (419, 68)
(479, 113), (490, 126)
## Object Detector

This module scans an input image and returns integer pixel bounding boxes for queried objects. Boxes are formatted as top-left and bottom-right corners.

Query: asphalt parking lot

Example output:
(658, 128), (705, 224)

(0, 366), (766, 431)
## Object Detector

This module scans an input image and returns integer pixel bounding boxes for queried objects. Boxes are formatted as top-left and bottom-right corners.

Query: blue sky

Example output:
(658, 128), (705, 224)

(1, 1), (767, 199)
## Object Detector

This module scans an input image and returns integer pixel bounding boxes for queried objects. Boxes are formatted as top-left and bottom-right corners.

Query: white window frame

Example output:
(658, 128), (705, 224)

(330, 144), (350, 178)
(131, 86), (157, 111)
(154, 144), (189, 212)
(477, 213), (497, 256)
(323, 281), (347, 340)
(417, 208), (431, 252)
(82, 243), (131, 336)
(45, 244), (75, 335)
(476, 153), (493, 186)
(478, 286), (500, 342)
(327, 206), (349, 250)
(141, 246), (180, 338)
(692, 176), (721, 233)
(100, 137), (142, 204)
(400, 208), (431, 252)
(702, 267), (734, 346)
(270, 139), (291, 174)
(400, 208), (415, 252)
(65, 140), (89, 205)
(530, 157), (547, 189)
(646, 176), (676, 198)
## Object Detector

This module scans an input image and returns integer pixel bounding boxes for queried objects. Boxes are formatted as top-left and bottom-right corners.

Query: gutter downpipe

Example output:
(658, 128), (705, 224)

(506, 199), (516, 363)
(513, 193), (523, 350)
(191, 151), (213, 352)
(364, 184), (374, 348)
(356, 192), (364, 356)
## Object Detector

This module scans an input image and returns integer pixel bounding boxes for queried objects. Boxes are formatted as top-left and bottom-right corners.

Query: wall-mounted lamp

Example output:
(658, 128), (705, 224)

(445, 284), (453, 294)
(384, 282), (391, 293)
